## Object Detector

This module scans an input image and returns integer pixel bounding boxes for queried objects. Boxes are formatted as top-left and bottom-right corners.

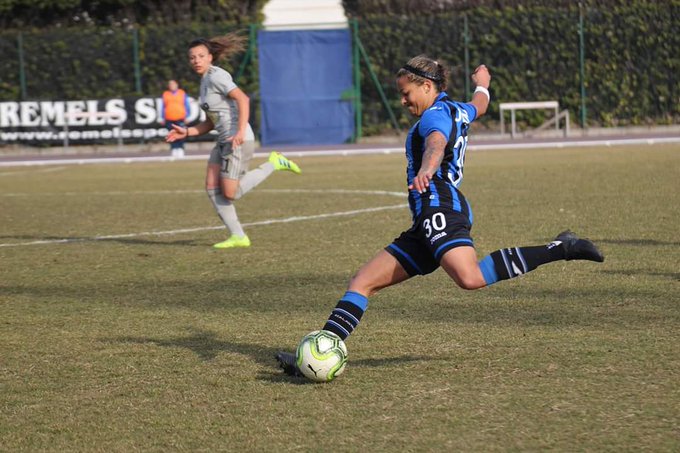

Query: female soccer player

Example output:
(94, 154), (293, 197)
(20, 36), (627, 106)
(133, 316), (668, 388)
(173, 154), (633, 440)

(276, 55), (604, 376)
(167, 33), (301, 249)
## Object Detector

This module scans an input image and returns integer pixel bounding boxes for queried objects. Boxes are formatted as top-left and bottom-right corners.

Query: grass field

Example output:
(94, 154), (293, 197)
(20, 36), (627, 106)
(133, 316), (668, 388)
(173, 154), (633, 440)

(1, 145), (679, 451)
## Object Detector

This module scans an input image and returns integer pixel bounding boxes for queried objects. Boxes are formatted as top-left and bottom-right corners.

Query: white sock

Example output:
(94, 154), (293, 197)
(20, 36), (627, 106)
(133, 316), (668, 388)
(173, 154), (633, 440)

(235, 162), (275, 199)
(207, 188), (245, 237)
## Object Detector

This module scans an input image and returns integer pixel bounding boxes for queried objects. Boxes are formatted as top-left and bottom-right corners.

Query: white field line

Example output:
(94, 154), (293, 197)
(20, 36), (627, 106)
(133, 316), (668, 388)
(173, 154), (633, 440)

(0, 166), (66, 175)
(1, 188), (405, 198)
(1, 136), (679, 168)
(0, 203), (408, 248)
(2, 189), (206, 198)
(0, 154), (208, 168)
(256, 188), (405, 198)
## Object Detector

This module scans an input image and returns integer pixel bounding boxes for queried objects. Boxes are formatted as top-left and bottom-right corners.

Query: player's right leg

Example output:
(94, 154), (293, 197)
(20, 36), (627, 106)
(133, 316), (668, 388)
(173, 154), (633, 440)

(348, 250), (413, 297)
(222, 144), (302, 201)
(268, 151), (301, 174)
(321, 250), (411, 334)
(275, 251), (411, 377)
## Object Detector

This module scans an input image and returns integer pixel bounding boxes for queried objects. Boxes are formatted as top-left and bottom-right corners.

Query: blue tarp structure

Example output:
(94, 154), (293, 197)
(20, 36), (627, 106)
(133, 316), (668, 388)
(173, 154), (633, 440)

(258, 29), (354, 145)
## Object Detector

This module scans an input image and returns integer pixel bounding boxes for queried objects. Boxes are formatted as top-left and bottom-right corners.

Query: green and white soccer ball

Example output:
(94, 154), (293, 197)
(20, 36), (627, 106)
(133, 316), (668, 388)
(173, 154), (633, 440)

(296, 330), (348, 382)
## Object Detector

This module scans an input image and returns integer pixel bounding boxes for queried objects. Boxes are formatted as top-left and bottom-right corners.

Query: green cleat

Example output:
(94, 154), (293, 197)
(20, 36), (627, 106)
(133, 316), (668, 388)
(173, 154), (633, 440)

(268, 151), (301, 174)
(213, 235), (251, 249)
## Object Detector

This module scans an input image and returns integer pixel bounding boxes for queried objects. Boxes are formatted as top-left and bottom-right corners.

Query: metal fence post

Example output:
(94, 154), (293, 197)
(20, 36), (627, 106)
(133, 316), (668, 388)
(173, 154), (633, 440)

(356, 33), (399, 133)
(463, 14), (470, 100)
(17, 32), (27, 100)
(352, 19), (362, 142)
(235, 24), (257, 84)
(578, 2), (587, 129)
(132, 28), (142, 94)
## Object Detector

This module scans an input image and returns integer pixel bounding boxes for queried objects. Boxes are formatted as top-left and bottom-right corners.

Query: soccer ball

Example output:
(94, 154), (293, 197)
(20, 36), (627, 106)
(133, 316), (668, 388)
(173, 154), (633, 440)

(296, 330), (348, 382)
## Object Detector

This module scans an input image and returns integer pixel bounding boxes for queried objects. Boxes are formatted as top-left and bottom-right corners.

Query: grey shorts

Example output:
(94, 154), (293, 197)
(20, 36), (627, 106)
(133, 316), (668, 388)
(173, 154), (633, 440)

(208, 140), (255, 179)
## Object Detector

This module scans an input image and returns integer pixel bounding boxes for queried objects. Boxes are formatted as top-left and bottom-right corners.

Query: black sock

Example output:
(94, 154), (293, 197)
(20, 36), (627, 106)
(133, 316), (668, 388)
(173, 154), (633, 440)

(322, 291), (368, 340)
(479, 242), (565, 285)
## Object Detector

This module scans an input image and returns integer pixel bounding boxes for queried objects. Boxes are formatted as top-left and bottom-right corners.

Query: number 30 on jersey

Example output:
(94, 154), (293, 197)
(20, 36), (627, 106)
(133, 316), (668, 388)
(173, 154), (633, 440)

(423, 212), (447, 238)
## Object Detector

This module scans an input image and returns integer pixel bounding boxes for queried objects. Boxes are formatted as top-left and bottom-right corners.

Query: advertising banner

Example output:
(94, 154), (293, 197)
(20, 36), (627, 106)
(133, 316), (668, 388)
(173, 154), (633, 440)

(0, 97), (207, 145)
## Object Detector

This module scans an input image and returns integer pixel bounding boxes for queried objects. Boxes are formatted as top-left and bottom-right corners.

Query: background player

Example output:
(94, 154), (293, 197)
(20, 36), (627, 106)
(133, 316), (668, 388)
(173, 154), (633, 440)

(161, 79), (190, 158)
(276, 55), (604, 376)
(167, 33), (301, 249)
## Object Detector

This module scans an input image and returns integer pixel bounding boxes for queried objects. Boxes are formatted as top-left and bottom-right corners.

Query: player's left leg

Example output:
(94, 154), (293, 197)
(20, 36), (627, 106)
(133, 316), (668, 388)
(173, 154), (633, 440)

(441, 230), (605, 289)
(219, 177), (240, 200)
(439, 246), (487, 289)
(212, 142), (254, 248)
(207, 172), (249, 249)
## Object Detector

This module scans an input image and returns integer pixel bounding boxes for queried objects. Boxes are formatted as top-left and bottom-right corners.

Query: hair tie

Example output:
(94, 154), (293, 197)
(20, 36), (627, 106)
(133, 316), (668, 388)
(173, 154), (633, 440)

(402, 64), (442, 83)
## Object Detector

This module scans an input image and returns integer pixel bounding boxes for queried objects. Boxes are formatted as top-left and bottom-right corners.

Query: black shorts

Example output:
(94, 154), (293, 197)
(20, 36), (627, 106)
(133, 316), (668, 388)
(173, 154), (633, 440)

(385, 207), (474, 276)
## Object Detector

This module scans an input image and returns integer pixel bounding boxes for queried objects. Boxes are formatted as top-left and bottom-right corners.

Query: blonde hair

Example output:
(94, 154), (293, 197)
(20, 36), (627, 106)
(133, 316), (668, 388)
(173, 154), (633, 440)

(396, 55), (450, 92)
(188, 32), (247, 62)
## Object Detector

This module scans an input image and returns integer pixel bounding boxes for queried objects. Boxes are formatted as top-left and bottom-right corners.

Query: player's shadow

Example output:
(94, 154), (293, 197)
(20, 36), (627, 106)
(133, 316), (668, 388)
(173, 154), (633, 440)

(111, 329), (429, 385)
(598, 269), (680, 281)
(114, 329), (278, 363)
(595, 238), (680, 247)
(102, 237), (207, 247)
(350, 356), (425, 368)
(113, 329), (315, 384)
(256, 355), (429, 384)
(0, 272), (350, 314)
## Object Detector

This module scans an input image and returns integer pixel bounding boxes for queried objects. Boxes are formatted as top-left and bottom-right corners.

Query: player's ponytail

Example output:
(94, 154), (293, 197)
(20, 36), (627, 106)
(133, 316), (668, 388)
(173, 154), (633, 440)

(397, 55), (450, 92)
(189, 32), (247, 63)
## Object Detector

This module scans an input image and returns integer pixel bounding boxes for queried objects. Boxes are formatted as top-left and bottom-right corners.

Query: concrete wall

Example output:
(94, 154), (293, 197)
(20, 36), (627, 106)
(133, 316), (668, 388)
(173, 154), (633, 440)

(263, 0), (347, 29)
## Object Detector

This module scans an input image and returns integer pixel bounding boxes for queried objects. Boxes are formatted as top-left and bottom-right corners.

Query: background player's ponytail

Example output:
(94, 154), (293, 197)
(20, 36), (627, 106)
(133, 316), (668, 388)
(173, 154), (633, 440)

(189, 32), (246, 62)
(397, 55), (450, 92)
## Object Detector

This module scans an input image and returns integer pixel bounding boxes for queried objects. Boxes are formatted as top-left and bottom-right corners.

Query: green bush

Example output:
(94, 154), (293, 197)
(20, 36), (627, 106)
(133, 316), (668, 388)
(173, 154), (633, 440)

(0, 0), (265, 28)
(0, 1), (677, 134)
(357, 2), (679, 130)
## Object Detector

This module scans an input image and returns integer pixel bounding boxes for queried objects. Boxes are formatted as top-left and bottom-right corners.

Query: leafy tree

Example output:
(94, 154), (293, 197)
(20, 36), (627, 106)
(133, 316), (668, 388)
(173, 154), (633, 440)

(0, 0), (266, 28)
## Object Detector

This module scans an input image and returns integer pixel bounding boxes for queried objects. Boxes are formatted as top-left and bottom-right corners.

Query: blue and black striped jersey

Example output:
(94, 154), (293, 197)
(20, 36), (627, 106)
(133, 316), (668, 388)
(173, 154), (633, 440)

(405, 92), (477, 222)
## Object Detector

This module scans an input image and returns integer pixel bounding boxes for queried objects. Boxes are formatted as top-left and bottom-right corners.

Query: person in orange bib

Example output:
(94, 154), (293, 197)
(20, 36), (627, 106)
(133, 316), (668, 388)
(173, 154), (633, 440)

(161, 79), (190, 157)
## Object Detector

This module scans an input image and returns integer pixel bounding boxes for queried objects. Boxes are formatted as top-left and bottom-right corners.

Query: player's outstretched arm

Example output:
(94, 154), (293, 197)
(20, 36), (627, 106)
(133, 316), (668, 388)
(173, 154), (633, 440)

(166, 117), (214, 143)
(470, 64), (491, 117)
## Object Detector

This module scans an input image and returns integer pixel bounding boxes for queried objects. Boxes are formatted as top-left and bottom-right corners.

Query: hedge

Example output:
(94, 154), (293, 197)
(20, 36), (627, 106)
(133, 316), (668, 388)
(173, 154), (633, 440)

(357, 2), (679, 132)
(0, 1), (677, 135)
(0, 0), (265, 28)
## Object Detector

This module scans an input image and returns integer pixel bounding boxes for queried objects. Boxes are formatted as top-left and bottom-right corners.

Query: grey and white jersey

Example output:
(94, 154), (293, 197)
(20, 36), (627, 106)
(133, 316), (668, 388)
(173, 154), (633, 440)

(199, 65), (254, 143)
